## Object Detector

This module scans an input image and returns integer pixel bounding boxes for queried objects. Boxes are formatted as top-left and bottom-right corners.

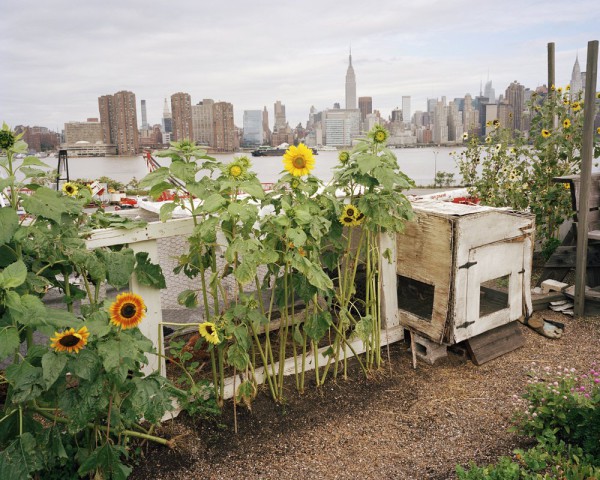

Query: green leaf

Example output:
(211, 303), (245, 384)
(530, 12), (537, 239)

(98, 248), (135, 288)
(240, 178), (265, 199)
(139, 167), (170, 188)
(68, 349), (101, 381)
(170, 160), (197, 183)
(0, 175), (15, 191)
(159, 201), (178, 222)
(11, 294), (46, 326)
(0, 433), (44, 480)
(177, 289), (198, 308)
(0, 326), (20, 361)
(5, 360), (44, 403)
(21, 156), (50, 168)
(357, 154), (381, 174)
(0, 259), (27, 289)
(135, 251), (166, 289)
(304, 311), (332, 342)
(41, 351), (68, 389)
(227, 343), (249, 370)
(149, 181), (173, 200)
(202, 193), (226, 213)
(77, 442), (132, 480)
(20, 187), (75, 223)
(0, 207), (19, 245)
(285, 227), (307, 247)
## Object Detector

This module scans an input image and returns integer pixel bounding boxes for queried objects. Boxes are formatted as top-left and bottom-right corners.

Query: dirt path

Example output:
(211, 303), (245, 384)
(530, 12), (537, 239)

(130, 310), (600, 480)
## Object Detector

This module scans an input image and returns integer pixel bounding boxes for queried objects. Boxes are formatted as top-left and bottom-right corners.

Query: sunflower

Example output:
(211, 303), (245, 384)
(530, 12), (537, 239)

(371, 126), (389, 144)
(492, 119), (500, 127)
(485, 136), (492, 144)
(339, 214), (356, 227)
(566, 85), (571, 91)
(338, 151), (350, 164)
(62, 182), (78, 197)
(339, 204), (363, 227)
(354, 211), (365, 225)
(541, 129), (551, 138)
(283, 143), (315, 177)
(571, 102), (581, 112)
(199, 321), (220, 345)
(550, 84), (556, 91)
(236, 155), (251, 169)
(597, 127), (600, 135)
(50, 326), (90, 354)
(557, 87), (563, 94)
(597, 92), (600, 99)
(563, 118), (571, 129)
(109, 292), (146, 329)
(342, 204), (358, 219)
(462, 132), (468, 140)
(563, 98), (570, 105)
(485, 121), (492, 127)
(494, 144), (502, 152)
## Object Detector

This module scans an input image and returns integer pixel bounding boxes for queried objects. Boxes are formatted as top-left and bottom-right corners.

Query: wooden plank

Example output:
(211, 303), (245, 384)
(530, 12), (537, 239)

(379, 232), (401, 331)
(466, 322), (525, 366)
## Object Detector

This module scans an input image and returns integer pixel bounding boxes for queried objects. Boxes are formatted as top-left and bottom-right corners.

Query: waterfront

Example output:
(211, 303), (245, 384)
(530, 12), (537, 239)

(56, 146), (464, 187)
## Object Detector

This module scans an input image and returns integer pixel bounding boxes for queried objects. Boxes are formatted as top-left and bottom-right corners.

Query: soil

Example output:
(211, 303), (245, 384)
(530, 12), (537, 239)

(129, 310), (600, 480)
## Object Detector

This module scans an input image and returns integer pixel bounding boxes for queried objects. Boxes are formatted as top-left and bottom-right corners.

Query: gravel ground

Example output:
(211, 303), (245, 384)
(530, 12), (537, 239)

(129, 309), (600, 480)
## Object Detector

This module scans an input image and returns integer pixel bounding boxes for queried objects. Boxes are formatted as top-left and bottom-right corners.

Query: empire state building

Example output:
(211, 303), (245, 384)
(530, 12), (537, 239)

(345, 49), (356, 110)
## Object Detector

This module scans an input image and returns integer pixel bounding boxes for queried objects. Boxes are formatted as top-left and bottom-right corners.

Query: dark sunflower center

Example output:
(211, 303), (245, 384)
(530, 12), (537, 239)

(66, 186), (75, 193)
(59, 334), (81, 347)
(343, 216), (353, 223)
(120, 303), (137, 319)
(356, 213), (364, 220)
(292, 156), (306, 169)
(205, 325), (214, 335)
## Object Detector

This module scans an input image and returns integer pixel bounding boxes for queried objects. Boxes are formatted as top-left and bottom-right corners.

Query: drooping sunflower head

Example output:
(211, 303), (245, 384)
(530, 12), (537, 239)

(199, 321), (221, 345)
(492, 119), (500, 128)
(109, 292), (146, 330)
(236, 155), (252, 169)
(283, 143), (315, 177)
(563, 118), (571, 129)
(338, 151), (350, 164)
(62, 182), (79, 197)
(50, 326), (90, 354)
(541, 129), (551, 138)
(370, 125), (389, 144)
(571, 101), (582, 112)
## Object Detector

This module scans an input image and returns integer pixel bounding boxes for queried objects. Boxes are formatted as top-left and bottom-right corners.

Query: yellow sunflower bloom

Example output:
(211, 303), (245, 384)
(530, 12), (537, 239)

(342, 204), (358, 219)
(62, 182), (78, 197)
(282, 143), (315, 177)
(339, 214), (357, 227)
(571, 102), (581, 112)
(109, 292), (146, 329)
(563, 98), (570, 105)
(597, 92), (600, 99)
(563, 118), (571, 129)
(541, 129), (551, 138)
(485, 136), (492, 144)
(557, 87), (563, 94)
(492, 119), (500, 128)
(50, 326), (90, 354)
(199, 321), (221, 345)
(566, 85), (571, 91)
(462, 132), (468, 140)
(597, 127), (600, 135)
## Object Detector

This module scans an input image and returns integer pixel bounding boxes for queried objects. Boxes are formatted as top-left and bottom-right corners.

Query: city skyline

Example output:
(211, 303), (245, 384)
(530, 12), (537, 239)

(1, 0), (598, 131)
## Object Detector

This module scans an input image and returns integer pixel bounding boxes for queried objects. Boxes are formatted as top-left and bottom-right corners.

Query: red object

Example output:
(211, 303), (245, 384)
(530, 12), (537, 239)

(452, 196), (480, 205)
(119, 197), (138, 208)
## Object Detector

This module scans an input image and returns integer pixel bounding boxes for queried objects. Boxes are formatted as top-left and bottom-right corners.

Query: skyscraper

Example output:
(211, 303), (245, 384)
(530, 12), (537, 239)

(191, 99), (214, 146)
(274, 101), (286, 130)
(484, 80), (496, 104)
(402, 96), (411, 125)
(141, 99), (148, 129)
(358, 96), (372, 122)
(98, 90), (139, 155)
(213, 101), (235, 152)
(162, 98), (172, 134)
(243, 110), (263, 146)
(262, 106), (271, 145)
(345, 48), (356, 110)
(505, 81), (525, 131)
(171, 92), (193, 141)
(570, 55), (583, 100)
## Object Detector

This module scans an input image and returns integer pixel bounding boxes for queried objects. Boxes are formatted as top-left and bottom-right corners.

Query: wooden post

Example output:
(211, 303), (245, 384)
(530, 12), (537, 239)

(548, 42), (555, 91)
(574, 40), (599, 316)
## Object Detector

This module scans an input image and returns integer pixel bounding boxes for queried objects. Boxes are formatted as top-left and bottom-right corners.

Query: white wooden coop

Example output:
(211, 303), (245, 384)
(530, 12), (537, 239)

(395, 200), (535, 350)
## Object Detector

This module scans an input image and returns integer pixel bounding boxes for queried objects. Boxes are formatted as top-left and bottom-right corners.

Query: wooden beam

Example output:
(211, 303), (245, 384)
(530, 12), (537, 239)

(547, 42), (555, 92)
(574, 40), (599, 316)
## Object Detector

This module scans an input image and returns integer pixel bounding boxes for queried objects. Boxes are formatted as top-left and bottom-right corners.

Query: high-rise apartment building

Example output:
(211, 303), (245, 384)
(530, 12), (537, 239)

(505, 81), (525, 131)
(432, 99), (448, 144)
(358, 96), (372, 122)
(98, 90), (139, 155)
(345, 49), (356, 110)
(447, 101), (463, 142)
(64, 120), (103, 144)
(213, 101), (236, 152)
(243, 110), (263, 146)
(325, 109), (360, 146)
(191, 99), (214, 146)
(402, 96), (411, 125)
(171, 92), (193, 141)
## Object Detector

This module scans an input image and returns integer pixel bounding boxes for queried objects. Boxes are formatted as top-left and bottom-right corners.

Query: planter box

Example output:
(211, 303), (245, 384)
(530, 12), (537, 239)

(396, 200), (534, 344)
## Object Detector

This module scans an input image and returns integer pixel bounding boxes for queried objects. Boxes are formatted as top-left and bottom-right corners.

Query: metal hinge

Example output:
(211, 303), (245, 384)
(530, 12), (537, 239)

(459, 261), (478, 269)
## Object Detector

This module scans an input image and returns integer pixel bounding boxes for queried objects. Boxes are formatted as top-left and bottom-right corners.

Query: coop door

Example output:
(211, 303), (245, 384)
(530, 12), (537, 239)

(457, 241), (524, 343)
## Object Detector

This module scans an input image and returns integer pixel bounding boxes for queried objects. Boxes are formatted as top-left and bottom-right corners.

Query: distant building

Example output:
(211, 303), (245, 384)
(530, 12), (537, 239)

(171, 92), (193, 142)
(345, 49), (356, 110)
(358, 96), (372, 122)
(432, 98), (448, 144)
(505, 81), (525, 131)
(14, 125), (60, 153)
(262, 106), (271, 145)
(64, 120), (103, 144)
(447, 101), (463, 142)
(485, 104), (498, 136)
(484, 80), (496, 104)
(162, 98), (172, 134)
(139, 124), (164, 150)
(243, 110), (263, 146)
(213, 101), (236, 152)
(141, 99), (148, 129)
(192, 99), (215, 146)
(402, 96), (411, 126)
(325, 109), (360, 146)
(98, 90), (139, 155)
(570, 56), (584, 100)
(274, 101), (286, 130)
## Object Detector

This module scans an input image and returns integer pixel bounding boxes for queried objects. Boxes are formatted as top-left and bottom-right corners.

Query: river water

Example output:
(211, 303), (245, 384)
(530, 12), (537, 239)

(57, 146), (463, 187)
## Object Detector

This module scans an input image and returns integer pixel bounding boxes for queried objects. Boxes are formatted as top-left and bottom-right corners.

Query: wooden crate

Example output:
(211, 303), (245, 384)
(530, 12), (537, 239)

(396, 200), (534, 344)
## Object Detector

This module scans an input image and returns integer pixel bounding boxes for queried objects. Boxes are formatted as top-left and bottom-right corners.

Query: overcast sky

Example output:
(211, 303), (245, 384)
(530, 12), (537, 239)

(1, 0), (598, 132)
